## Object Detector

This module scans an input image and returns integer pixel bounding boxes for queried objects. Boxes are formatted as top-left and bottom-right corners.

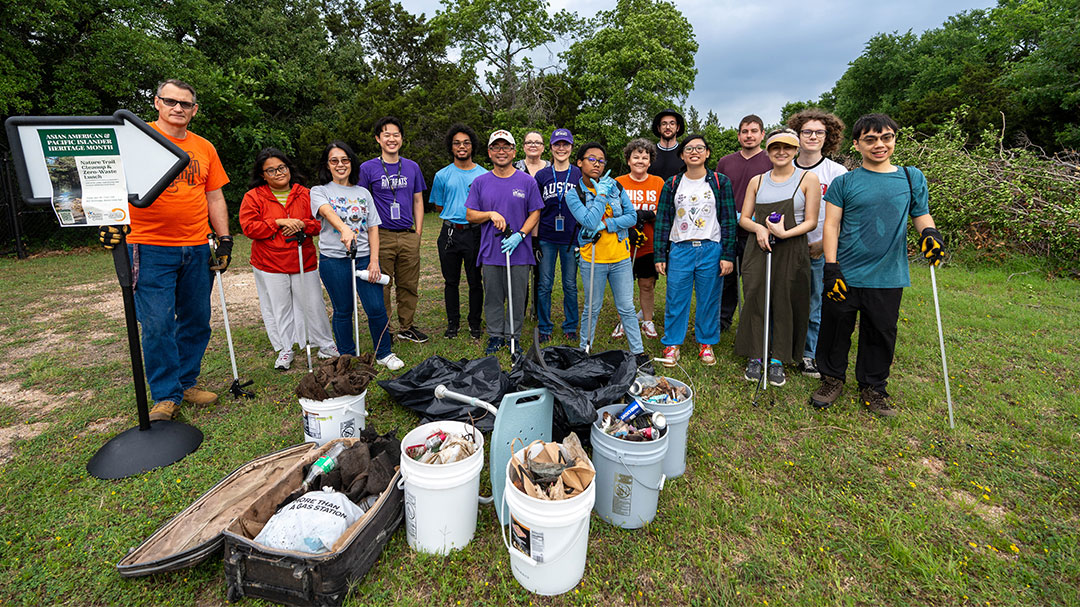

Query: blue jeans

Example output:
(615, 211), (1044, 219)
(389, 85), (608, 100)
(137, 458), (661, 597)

(662, 240), (722, 346)
(804, 255), (825, 358)
(319, 255), (392, 359)
(129, 243), (212, 405)
(579, 257), (643, 354)
(536, 240), (579, 335)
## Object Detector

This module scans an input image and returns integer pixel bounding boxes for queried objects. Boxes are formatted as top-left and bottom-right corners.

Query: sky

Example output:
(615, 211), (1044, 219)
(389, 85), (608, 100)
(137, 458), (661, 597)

(401, 0), (998, 127)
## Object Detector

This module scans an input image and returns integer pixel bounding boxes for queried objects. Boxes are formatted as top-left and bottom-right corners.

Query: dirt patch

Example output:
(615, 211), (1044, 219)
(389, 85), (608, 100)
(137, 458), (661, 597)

(0, 422), (50, 464)
(5, 329), (66, 361)
(0, 381), (90, 415)
(919, 456), (945, 475)
(949, 490), (1007, 526)
(84, 416), (125, 434)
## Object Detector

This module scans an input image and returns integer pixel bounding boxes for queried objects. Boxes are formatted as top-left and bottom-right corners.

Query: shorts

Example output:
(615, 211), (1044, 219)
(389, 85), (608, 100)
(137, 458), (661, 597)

(633, 252), (658, 279)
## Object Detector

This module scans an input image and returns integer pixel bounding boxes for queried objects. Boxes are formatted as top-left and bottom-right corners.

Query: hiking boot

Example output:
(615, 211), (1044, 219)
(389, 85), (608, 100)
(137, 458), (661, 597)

(317, 344), (340, 359)
(183, 386), (218, 406)
(397, 327), (429, 343)
(799, 356), (821, 378)
(149, 400), (179, 422)
(612, 322), (625, 339)
(485, 337), (506, 355)
(810, 375), (844, 410)
(274, 349), (294, 370)
(744, 359), (763, 382)
(444, 325), (459, 339)
(470, 326), (484, 339)
(641, 320), (658, 338)
(636, 352), (656, 376)
(767, 361), (786, 387)
(860, 387), (898, 417)
(659, 345), (680, 368)
(538, 333), (552, 344)
(699, 344), (717, 366)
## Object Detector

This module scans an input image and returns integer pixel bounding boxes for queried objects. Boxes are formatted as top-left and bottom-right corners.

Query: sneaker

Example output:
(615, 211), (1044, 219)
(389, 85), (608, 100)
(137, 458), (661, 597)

(611, 322), (624, 339)
(375, 353), (405, 371)
(444, 325), (459, 339)
(182, 387), (218, 406)
(699, 344), (717, 366)
(397, 327), (429, 343)
(538, 333), (552, 344)
(659, 345), (680, 368)
(860, 387), (898, 417)
(744, 359), (763, 382)
(641, 320), (658, 338)
(799, 356), (821, 378)
(767, 361), (786, 387)
(636, 352), (655, 376)
(470, 326), (484, 339)
(317, 344), (340, 359)
(274, 349), (294, 370)
(485, 337), (506, 355)
(149, 400), (179, 422)
(564, 332), (577, 342)
(810, 375), (844, 409)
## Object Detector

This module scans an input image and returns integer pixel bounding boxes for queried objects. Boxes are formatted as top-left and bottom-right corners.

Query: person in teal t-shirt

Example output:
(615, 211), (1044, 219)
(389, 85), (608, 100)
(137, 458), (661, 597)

(810, 113), (946, 417)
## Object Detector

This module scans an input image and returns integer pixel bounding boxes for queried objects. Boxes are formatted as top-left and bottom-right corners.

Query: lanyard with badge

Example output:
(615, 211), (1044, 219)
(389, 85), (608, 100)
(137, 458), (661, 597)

(551, 165), (570, 232)
(380, 158), (402, 221)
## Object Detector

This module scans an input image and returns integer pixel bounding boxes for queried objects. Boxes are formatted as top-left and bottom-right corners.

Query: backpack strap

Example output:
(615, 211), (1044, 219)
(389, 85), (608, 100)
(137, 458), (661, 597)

(902, 166), (915, 213)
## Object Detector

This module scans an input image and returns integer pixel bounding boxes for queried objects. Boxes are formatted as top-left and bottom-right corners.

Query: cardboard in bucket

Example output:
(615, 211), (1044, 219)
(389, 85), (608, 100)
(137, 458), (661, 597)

(509, 434), (595, 500)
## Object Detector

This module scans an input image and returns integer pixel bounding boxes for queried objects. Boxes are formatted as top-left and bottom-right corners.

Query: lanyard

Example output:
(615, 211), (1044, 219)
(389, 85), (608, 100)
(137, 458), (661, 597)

(551, 166), (571, 209)
(379, 158), (402, 205)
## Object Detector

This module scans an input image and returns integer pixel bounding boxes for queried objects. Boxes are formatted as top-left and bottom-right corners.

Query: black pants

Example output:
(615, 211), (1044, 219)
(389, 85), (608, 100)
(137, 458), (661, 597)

(437, 223), (483, 330)
(815, 286), (903, 393)
(719, 227), (749, 330)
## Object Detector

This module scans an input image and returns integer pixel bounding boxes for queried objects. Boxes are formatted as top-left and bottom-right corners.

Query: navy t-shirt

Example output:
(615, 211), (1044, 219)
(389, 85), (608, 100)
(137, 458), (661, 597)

(535, 164), (582, 245)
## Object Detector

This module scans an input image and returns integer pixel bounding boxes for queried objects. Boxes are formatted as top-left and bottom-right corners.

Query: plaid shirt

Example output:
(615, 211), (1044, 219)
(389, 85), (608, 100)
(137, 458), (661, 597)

(653, 170), (737, 264)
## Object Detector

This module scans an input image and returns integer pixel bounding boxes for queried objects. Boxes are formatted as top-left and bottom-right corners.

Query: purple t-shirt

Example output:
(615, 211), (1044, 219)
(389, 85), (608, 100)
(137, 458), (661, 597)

(465, 169), (544, 267)
(357, 157), (427, 230)
(715, 150), (771, 213)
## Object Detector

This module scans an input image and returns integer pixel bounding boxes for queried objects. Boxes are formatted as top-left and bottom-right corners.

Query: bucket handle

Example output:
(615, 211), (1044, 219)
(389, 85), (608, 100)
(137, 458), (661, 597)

(500, 490), (589, 568)
(617, 452), (666, 492)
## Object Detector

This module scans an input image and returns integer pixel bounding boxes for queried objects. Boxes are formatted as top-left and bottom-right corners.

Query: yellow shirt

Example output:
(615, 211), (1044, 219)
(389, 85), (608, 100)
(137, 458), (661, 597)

(579, 186), (630, 263)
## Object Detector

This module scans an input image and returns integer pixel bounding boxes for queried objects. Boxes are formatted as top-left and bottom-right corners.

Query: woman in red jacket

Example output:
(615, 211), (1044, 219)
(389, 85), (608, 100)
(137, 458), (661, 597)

(240, 148), (337, 370)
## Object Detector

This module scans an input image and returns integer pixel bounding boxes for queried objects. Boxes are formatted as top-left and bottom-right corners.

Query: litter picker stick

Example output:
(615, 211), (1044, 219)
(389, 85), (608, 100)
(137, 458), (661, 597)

(349, 240), (360, 352)
(760, 239), (773, 393)
(207, 234), (254, 399)
(502, 228), (517, 356)
(286, 233), (313, 372)
(434, 384), (499, 416)
(930, 265), (955, 429)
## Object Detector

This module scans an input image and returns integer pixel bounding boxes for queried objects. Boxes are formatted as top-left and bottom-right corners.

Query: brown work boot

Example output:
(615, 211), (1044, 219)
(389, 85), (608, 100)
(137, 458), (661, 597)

(183, 386), (218, 406)
(149, 400), (180, 422)
(860, 387), (898, 417)
(810, 375), (844, 410)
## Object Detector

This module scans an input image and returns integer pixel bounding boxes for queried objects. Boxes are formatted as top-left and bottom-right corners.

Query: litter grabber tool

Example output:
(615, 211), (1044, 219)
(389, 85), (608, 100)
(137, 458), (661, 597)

(751, 217), (779, 408)
(500, 228), (519, 356)
(580, 226), (602, 354)
(348, 240), (360, 352)
(208, 233), (255, 399)
(286, 232), (314, 372)
(930, 264), (955, 429)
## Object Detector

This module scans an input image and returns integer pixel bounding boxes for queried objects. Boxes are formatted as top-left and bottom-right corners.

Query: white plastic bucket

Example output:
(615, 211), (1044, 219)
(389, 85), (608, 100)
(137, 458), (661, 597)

(299, 391), (367, 446)
(399, 421), (485, 555)
(635, 377), (694, 478)
(503, 443), (596, 596)
(590, 404), (668, 529)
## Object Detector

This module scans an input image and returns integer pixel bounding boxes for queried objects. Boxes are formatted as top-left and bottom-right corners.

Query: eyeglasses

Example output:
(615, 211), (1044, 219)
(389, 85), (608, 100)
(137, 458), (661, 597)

(858, 133), (896, 145)
(328, 157), (351, 166)
(490, 145), (514, 152)
(683, 145), (707, 153)
(156, 96), (196, 111)
(583, 156), (606, 165)
(800, 129), (826, 138)
(452, 140), (472, 147)
(263, 164), (288, 176)
(524, 141), (544, 147)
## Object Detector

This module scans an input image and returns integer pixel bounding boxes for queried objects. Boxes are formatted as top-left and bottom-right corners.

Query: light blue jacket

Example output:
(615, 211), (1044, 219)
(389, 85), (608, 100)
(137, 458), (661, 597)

(564, 176), (638, 249)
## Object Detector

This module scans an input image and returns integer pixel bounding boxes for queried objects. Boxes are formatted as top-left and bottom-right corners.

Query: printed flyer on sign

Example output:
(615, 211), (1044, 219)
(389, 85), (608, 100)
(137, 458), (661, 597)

(38, 128), (130, 227)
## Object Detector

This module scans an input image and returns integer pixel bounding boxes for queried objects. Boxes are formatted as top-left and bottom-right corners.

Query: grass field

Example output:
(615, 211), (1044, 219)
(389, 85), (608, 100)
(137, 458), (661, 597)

(0, 215), (1077, 606)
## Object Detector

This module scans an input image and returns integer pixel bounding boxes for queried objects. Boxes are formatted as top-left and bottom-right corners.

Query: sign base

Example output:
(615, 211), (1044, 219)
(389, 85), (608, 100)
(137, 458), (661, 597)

(87, 421), (203, 480)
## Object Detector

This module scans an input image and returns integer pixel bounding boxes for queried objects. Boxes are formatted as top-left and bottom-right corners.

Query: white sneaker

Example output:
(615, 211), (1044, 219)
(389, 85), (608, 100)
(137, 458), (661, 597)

(376, 353), (405, 371)
(641, 320), (658, 338)
(611, 322), (624, 339)
(317, 344), (340, 359)
(274, 350), (293, 370)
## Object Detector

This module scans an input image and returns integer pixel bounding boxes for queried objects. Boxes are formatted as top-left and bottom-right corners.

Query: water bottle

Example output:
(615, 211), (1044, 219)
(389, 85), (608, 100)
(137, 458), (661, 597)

(302, 442), (347, 491)
(354, 269), (391, 285)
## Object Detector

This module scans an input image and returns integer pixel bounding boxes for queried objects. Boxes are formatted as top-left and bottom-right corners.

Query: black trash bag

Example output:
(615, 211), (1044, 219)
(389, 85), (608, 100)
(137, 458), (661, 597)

(509, 346), (637, 441)
(378, 355), (511, 432)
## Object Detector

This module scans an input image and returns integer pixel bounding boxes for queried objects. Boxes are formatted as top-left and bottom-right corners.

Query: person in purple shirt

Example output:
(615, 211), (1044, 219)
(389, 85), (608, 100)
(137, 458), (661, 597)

(534, 128), (582, 343)
(715, 114), (772, 333)
(466, 129), (544, 355)
(357, 116), (430, 344)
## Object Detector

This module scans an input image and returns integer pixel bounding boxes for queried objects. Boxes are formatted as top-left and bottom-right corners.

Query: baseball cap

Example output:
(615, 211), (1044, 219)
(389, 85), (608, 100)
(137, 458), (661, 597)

(488, 129), (515, 146)
(550, 128), (573, 145)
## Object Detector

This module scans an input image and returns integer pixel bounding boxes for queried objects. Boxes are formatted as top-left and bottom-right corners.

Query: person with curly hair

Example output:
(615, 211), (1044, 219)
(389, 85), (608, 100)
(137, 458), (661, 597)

(613, 138), (665, 340)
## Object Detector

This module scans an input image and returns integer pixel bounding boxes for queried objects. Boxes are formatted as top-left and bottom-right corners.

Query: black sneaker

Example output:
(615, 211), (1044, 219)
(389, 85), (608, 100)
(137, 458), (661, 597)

(470, 326), (484, 339)
(484, 336), (506, 355)
(538, 333), (552, 344)
(799, 356), (821, 378)
(767, 362), (786, 387)
(744, 359), (763, 382)
(860, 387), (898, 417)
(564, 332), (577, 342)
(444, 325), (459, 339)
(397, 327), (429, 343)
(810, 375), (844, 410)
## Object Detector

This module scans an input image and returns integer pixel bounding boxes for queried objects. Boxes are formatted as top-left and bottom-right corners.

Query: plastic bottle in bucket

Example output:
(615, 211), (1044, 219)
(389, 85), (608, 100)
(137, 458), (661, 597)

(590, 403), (668, 529)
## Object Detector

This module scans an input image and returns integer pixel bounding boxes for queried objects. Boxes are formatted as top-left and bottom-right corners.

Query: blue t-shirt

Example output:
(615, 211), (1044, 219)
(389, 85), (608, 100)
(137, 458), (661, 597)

(357, 157), (427, 230)
(824, 166), (930, 288)
(431, 163), (488, 223)
(465, 170), (544, 267)
(535, 164), (582, 244)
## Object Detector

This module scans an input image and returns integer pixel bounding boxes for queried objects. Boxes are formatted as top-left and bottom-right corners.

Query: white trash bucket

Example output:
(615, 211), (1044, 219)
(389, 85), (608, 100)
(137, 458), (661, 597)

(299, 391), (367, 446)
(399, 421), (485, 555)
(503, 443), (596, 596)
(635, 377), (694, 478)
(590, 404), (668, 529)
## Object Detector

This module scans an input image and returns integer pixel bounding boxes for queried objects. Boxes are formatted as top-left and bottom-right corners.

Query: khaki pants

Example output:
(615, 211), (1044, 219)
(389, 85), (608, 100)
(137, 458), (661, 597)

(378, 228), (421, 330)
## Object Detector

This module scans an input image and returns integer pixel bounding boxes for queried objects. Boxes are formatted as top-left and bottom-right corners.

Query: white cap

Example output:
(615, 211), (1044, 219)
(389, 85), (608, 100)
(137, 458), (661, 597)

(488, 129), (515, 146)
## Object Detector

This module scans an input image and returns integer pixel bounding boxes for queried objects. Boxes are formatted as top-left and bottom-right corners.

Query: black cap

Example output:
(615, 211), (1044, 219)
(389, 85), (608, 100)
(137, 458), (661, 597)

(651, 109), (686, 138)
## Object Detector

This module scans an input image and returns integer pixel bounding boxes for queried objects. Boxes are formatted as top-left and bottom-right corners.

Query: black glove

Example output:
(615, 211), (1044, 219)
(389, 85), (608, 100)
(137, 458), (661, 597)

(635, 209), (656, 226)
(629, 226), (647, 249)
(533, 237), (543, 263)
(824, 262), (848, 303)
(919, 227), (945, 267)
(99, 225), (129, 250)
(209, 235), (233, 272)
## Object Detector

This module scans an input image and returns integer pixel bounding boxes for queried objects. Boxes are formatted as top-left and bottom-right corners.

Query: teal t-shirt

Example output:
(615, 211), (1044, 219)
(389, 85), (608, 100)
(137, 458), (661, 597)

(823, 166), (930, 288)
(431, 163), (488, 223)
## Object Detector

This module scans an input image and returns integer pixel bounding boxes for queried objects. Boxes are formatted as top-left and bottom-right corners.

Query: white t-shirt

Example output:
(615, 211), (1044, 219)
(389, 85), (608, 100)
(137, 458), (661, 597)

(796, 156), (847, 244)
(310, 182), (382, 259)
(669, 175), (720, 243)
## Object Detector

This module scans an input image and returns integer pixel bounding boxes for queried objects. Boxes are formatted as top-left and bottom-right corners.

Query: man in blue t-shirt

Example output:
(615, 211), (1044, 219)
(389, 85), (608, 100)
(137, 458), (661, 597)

(431, 124), (489, 339)
(534, 128), (583, 342)
(810, 113), (946, 417)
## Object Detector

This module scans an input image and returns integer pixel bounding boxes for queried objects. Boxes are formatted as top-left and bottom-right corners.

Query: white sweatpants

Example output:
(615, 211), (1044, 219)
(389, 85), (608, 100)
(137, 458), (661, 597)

(252, 267), (335, 352)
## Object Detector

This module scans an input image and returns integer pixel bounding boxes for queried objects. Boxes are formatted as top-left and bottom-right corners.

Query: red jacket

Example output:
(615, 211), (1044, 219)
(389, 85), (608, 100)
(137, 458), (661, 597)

(239, 184), (321, 274)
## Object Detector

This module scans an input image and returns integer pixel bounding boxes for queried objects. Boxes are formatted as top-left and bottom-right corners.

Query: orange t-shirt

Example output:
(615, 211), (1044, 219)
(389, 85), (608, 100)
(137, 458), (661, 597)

(128, 123), (230, 246)
(616, 173), (664, 256)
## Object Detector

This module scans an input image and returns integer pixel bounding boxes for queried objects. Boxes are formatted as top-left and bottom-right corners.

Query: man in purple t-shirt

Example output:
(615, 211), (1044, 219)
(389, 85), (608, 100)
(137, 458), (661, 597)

(715, 113), (772, 332)
(466, 129), (544, 355)
(358, 116), (429, 343)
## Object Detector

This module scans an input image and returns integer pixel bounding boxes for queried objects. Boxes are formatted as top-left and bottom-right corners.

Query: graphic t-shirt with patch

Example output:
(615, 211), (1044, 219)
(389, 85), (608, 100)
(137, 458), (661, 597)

(310, 182), (382, 259)
(465, 170), (544, 266)
(616, 173), (664, 255)
(669, 175), (721, 243)
(357, 157), (426, 230)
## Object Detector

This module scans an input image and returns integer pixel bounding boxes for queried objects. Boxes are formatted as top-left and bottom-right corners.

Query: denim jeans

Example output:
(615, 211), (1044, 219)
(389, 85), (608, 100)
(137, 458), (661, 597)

(579, 257), (643, 354)
(663, 240), (722, 346)
(129, 243), (212, 405)
(319, 255), (392, 358)
(536, 239), (579, 335)
(804, 255), (825, 359)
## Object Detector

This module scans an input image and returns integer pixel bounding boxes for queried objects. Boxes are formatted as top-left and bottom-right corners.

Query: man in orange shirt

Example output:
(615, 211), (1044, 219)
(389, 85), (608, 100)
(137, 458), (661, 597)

(102, 79), (232, 422)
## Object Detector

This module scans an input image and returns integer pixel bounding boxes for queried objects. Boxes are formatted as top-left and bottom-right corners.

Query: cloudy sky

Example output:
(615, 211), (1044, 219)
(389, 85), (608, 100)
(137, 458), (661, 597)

(402, 0), (997, 127)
